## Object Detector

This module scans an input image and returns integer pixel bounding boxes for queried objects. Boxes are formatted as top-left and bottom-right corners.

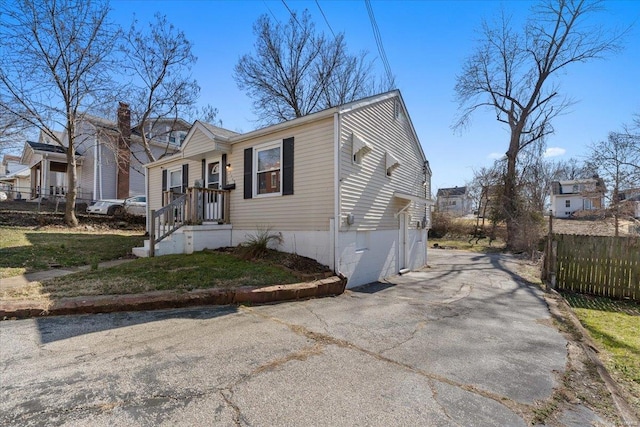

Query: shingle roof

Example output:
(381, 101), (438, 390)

(437, 186), (467, 197)
(26, 141), (68, 154)
(200, 122), (239, 139)
(26, 141), (82, 157)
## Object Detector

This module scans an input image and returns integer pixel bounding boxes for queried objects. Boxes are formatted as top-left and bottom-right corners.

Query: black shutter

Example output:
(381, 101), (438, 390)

(282, 137), (294, 195)
(182, 164), (188, 193)
(244, 148), (253, 199)
(221, 153), (227, 187)
(161, 169), (167, 199)
(201, 159), (206, 185)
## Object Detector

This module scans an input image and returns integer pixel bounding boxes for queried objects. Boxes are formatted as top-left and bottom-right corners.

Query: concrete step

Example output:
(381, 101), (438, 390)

(132, 232), (186, 258)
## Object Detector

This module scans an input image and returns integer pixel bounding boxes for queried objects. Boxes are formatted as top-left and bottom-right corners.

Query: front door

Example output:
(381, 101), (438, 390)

(399, 213), (407, 271)
(207, 161), (220, 189)
(205, 161), (222, 220)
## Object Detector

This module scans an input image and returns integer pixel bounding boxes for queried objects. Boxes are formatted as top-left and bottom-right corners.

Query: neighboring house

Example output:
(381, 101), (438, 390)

(436, 186), (472, 216)
(550, 177), (605, 218)
(620, 189), (640, 219)
(136, 90), (433, 288)
(17, 103), (189, 203)
(0, 154), (30, 199)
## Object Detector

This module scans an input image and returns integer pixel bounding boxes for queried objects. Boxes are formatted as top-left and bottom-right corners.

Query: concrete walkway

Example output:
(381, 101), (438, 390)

(0, 259), (136, 290)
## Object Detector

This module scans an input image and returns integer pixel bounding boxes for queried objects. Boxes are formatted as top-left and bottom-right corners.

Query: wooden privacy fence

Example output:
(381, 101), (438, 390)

(543, 234), (640, 300)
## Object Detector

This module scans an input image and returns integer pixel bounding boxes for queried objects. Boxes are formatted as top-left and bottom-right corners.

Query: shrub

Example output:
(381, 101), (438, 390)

(237, 227), (283, 260)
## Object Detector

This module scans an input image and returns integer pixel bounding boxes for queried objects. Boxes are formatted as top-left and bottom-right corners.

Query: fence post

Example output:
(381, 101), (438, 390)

(149, 209), (156, 257)
(549, 240), (557, 289)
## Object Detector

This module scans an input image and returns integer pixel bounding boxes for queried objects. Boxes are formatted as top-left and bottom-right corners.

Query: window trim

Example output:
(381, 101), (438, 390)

(167, 166), (183, 193)
(253, 140), (282, 198)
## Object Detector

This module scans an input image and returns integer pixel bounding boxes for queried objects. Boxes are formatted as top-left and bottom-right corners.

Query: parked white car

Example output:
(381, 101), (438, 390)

(86, 199), (124, 216)
(124, 195), (146, 216)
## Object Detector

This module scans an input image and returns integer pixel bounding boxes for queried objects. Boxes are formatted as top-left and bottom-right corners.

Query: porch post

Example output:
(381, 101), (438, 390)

(224, 190), (230, 224)
(149, 209), (156, 257)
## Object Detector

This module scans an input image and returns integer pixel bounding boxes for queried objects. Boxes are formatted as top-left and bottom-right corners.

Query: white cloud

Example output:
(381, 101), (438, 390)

(543, 147), (566, 158)
(487, 152), (504, 160)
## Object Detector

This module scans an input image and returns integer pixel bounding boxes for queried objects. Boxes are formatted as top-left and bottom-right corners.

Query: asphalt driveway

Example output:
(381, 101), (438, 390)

(0, 250), (613, 426)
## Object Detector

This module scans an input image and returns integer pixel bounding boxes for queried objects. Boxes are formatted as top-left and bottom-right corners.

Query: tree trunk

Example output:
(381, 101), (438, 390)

(504, 134), (520, 250)
(64, 149), (79, 227)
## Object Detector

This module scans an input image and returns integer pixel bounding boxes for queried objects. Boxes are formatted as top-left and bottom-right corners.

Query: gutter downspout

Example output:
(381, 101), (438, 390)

(333, 112), (341, 275)
(93, 131), (98, 201)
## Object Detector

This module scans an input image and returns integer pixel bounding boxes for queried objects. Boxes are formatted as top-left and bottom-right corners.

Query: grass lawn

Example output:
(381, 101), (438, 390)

(1, 251), (303, 301)
(0, 226), (145, 279)
(564, 293), (640, 412)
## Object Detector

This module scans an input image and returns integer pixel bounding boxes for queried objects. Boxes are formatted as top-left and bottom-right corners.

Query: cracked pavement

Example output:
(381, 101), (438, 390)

(0, 250), (613, 426)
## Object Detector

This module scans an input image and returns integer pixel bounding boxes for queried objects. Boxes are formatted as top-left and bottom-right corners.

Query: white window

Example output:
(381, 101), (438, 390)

(169, 168), (182, 193)
(565, 200), (571, 208)
(584, 199), (593, 210)
(255, 142), (281, 196)
(207, 162), (220, 189)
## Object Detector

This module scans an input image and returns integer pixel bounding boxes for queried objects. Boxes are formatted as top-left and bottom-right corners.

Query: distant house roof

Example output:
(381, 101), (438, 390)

(550, 178), (605, 195)
(26, 141), (69, 154)
(25, 141), (81, 157)
(2, 154), (21, 164)
(437, 186), (467, 197)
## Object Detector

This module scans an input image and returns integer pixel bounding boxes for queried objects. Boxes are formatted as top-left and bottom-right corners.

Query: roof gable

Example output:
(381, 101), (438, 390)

(437, 186), (467, 197)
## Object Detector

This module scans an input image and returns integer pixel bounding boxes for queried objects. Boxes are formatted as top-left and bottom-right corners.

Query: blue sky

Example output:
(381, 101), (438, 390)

(110, 0), (640, 194)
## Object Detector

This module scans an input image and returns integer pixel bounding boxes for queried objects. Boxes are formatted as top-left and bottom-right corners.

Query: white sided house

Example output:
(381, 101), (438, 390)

(550, 178), (606, 218)
(135, 91), (433, 288)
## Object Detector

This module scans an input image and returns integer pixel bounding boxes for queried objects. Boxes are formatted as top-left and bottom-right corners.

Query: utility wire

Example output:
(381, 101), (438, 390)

(364, 0), (394, 86)
(263, 0), (280, 24)
(281, 0), (303, 30)
(315, 0), (336, 39)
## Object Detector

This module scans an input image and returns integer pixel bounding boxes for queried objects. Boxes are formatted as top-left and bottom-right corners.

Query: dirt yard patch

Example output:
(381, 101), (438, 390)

(550, 217), (638, 236)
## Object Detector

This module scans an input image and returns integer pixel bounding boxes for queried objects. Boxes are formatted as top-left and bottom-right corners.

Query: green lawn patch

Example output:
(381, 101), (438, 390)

(37, 251), (301, 298)
(0, 226), (145, 278)
(564, 293), (640, 411)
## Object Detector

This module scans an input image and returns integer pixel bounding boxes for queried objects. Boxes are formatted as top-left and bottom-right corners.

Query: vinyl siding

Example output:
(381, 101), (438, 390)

(339, 97), (429, 231)
(147, 159), (201, 213)
(229, 117), (335, 231)
(183, 128), (215, 158)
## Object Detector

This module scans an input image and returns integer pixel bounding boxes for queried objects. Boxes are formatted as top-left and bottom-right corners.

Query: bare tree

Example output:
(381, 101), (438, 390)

(588, 132), (638, 235)
(0, 109), (29, 153)
(121, 13), (200, 164)
(0, 0), (119, 226)
(234, 10), (378, 124)
(454, 0), (625, 250)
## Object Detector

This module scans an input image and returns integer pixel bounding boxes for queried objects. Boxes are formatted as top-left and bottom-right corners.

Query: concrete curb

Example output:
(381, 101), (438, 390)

(0, 276), (347, 320)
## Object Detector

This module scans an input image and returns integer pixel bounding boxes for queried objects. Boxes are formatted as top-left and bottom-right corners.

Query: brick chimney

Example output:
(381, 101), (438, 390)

(116, 102), (131, 199)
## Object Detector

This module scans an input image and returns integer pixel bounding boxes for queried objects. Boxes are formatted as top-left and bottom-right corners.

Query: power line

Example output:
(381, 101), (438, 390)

(315, 0), (336, 39)
(263, 0), (280, 24)
(364, 0), (394, 86)
(281, 0), (303, 30)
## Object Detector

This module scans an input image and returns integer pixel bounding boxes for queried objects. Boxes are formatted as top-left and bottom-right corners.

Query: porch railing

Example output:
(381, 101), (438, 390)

(149, 187), (230, 257)
(189, 187), (229, 224)
(149, 193), (188, 257)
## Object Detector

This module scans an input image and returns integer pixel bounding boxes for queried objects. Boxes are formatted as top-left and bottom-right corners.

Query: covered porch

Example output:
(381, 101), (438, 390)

(21, 141), (83, 201)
